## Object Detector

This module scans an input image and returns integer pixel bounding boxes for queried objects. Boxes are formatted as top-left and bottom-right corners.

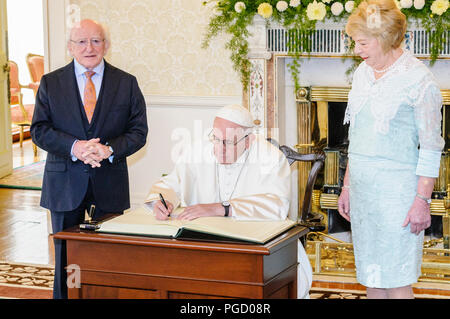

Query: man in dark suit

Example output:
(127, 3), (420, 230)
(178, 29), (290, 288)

(31, 19), (148, 299)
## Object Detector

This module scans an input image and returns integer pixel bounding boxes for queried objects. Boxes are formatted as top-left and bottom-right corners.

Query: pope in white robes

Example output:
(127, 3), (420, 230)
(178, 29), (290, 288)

(145, 104), (312, 298)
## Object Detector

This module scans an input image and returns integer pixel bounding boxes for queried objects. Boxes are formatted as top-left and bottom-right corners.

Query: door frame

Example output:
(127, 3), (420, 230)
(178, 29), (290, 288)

(43, 0), (69, 73)
(0, 0), (12, 178)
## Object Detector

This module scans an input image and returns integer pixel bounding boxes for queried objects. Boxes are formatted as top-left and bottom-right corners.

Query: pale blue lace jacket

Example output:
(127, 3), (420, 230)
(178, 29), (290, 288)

(344, 50), (445, 177)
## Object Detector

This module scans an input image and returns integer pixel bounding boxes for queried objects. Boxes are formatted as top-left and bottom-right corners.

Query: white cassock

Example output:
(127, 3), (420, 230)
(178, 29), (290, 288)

(145, 134), (312, 298)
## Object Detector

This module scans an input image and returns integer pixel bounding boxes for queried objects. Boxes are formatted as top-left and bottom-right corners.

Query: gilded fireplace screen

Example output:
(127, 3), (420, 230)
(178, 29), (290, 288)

(296, 86), (450, 283)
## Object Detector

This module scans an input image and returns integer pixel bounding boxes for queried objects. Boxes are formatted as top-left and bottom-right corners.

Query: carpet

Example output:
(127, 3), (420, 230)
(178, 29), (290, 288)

(0, 260), (364, 300)
(1, 260), (363, 300)
(1, 260), (444, 299)
(0, 261), (53, 299)
(0, 161), (44, 190)
(310, 288), (366, 299)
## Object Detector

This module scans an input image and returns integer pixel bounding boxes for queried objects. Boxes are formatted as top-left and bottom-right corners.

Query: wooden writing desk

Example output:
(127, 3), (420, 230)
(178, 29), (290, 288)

(54, 224), (307, 299)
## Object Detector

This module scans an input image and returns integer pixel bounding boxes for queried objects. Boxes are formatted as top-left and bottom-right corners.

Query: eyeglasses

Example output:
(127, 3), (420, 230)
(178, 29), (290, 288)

(208, 130), (249, 146)
(70, 38), (105, 48)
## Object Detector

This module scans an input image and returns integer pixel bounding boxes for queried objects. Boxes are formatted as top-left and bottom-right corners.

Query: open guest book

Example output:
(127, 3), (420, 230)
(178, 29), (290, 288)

(97, 207), (297, 244)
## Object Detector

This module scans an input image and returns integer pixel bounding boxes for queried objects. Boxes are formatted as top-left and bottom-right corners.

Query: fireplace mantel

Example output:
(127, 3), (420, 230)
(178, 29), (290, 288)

(245, 16), (450, 131)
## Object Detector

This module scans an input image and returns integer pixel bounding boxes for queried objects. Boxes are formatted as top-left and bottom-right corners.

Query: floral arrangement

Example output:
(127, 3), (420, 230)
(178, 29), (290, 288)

(202, 0), (449, 90)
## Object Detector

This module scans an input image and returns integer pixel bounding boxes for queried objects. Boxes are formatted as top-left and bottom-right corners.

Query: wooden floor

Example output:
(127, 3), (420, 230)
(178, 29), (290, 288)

(0, 139), (54, 266)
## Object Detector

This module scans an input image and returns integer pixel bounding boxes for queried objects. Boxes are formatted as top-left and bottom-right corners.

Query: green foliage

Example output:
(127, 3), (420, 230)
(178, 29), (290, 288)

(202, 0), (449, 91)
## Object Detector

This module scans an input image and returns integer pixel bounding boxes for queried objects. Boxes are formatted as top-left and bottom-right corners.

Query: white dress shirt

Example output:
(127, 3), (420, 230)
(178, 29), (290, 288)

(70, 59), (113, 163)
(74, 58), (105, 103)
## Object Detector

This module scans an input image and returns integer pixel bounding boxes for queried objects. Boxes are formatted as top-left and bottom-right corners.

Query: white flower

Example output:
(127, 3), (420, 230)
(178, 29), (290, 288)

(331, 2), (344, 15)
(276, 1), (289, 12)
(234, 1), (246, 13)
(431, 0), (449, 15)
(413, 0), (425, 9)
(400, 0), (413, 8)
(290, 0), (301, 7)
(345, 1), (355, 13)
(322, 0), (332, 3)
(307, 0), (327, 20)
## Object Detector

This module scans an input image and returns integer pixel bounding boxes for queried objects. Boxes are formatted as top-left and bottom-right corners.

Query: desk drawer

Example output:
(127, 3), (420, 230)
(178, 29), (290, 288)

(81, 285), (159, 299)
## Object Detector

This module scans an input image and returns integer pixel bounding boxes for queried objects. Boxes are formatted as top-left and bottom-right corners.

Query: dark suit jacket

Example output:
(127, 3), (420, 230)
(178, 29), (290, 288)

(31, 60), (148, 212)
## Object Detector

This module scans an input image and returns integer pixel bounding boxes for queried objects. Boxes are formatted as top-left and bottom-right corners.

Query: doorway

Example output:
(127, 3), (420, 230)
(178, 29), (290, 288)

(6, 0), (46, 168)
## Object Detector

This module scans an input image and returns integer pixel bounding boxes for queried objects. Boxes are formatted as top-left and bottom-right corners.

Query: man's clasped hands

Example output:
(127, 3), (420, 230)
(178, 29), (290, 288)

(72, 138), (113, 168)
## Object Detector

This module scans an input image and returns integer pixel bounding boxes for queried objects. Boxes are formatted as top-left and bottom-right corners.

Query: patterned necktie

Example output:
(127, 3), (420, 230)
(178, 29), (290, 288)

(84, 71), (96, 123)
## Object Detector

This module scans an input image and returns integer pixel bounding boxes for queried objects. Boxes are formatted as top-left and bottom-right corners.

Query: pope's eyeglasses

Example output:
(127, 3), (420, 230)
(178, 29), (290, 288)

(208, 130), (249, 146)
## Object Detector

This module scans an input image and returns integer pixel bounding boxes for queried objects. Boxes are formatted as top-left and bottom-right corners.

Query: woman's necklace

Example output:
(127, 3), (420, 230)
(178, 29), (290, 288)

(372, 50), (405, 74)
(216, 150), (250, 202)
(373, 63), (396, 74)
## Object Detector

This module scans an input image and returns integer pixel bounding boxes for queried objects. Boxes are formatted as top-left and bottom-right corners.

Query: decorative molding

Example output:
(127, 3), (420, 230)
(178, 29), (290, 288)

(144, 95), (241, 109)
(44, 0), (69, 72)
(247, 15), (272, 60)
(248, 59), (266, 129)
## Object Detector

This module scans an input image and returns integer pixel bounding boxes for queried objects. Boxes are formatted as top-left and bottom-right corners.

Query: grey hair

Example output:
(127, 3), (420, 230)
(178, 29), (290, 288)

(66, 20), (111, 57)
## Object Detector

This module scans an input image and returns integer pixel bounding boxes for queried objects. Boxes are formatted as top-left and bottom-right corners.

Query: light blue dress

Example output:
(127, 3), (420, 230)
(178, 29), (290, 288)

(344, 50), (444, 288)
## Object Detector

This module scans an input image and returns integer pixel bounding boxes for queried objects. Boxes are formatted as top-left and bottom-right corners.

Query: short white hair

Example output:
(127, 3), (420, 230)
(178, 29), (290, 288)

(66, 20), (111, 57)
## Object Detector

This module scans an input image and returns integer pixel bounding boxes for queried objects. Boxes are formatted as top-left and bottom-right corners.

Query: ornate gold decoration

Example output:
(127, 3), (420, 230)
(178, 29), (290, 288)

(296, 100), (312, 214)
(299, 87), (450, 284)
(324, 150), (339, 187)
(319, 193), (339, 210)
(435, 154), (449, 192)
(430, 199), (446, 216)
(309, 86), (350, 102)
(444, 185), (450, 249)
(306, 240), (450, 283)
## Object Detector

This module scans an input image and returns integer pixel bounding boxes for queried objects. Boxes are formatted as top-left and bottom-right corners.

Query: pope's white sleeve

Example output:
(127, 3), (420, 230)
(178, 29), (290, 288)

(230, 151), (292, 221)
(230, 194), (290, 221)
(145, 164), (185, 210)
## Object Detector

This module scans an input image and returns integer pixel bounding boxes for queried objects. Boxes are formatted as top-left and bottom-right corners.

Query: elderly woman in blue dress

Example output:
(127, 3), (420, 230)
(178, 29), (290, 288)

(337, 0), (444, 299)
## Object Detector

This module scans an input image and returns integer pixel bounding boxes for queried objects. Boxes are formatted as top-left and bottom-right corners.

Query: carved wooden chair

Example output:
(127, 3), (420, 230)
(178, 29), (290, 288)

(268, 138), (326, 236)
(25, 53), (44, 96)
(9, 60), (37, 155)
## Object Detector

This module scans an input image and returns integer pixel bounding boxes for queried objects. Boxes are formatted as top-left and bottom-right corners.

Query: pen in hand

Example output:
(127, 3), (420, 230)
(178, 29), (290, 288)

(159, 193), (170, 217)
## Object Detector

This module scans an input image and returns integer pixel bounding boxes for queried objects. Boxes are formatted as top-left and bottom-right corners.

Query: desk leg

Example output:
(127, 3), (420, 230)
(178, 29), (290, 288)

(289, 277), (297, 299)
(68, 285), (81, 299)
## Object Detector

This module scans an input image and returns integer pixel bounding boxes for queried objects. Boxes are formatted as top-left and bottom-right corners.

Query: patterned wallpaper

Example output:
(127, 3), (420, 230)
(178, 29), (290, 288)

(68, 0), (242, 97)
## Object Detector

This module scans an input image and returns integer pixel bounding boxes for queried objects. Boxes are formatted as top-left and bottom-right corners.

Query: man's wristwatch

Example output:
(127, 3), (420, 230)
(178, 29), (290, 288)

(222, 201), (230, 217)
(416, 193), (432, 205)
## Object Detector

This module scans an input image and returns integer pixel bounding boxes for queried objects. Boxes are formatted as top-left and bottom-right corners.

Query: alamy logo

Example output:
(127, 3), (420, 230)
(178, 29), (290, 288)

(66, 264), (81, 289)
(366, 4), (381, 29)
(66, 4), (81, 30)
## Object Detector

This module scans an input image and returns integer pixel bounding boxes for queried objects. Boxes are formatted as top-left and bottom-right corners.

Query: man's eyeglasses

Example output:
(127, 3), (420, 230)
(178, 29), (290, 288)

(208, 130), (250, 146)
(70, 38), (105, 48)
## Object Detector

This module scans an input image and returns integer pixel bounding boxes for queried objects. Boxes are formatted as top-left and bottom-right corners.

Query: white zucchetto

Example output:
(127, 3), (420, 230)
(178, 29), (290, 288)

(215, 104), (255, 128)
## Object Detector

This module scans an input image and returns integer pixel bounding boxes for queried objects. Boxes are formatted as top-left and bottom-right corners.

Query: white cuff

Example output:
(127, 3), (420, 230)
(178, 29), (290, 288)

(70, 140), (78, 162)
(416, 149), (442, 178)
